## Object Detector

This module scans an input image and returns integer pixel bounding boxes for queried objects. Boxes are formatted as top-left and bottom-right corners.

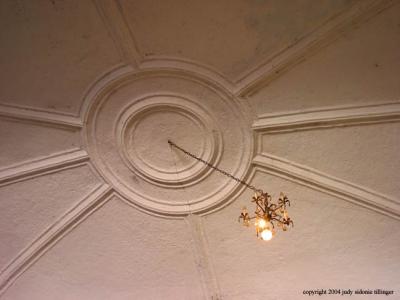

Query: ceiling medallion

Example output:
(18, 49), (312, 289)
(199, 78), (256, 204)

(168, 140), (294, 241)
(84, 69), (252, 216)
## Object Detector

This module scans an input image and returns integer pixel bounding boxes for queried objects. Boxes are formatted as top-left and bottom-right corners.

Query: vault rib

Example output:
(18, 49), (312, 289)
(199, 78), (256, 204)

(0, 103), (83, 129)
(252, 102), (400, 133)
(252, 153), (400, 220)
(186, 215), (221, 300)
(92, 0), (142, 68)
(235, 0), (397, 97)
(0, 184), (113, 296)
(0, 149), (89, 187)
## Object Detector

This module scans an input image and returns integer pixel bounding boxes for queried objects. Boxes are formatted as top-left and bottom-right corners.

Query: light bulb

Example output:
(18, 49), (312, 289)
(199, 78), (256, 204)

(260, 229), (273, 241)
(258, 219), (267, 228)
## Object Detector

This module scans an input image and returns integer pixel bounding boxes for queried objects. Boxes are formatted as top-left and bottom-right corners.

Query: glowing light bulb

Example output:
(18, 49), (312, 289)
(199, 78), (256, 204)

(260, 229), (273, 241)
(258, 219), (267, 228)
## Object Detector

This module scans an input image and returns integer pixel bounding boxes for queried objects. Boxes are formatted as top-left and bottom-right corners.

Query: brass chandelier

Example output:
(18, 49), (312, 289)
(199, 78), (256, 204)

(238, 191), (293, 241)
(168, 140), (293, 241)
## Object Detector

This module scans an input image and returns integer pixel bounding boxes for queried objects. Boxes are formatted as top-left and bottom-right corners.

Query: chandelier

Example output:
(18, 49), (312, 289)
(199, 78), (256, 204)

(238, 191), (293, 241)
(168, 140), (293, 241)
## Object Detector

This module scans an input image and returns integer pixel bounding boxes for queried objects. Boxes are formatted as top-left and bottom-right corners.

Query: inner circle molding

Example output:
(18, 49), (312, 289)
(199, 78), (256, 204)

(116, 94), (222, 188)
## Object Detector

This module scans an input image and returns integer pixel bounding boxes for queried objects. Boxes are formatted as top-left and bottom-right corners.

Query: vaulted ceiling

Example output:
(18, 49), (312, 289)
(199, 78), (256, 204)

(0, 0), (399, 299)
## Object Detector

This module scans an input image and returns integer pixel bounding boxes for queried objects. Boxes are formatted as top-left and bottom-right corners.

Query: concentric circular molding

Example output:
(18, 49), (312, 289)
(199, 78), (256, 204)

(83, 67), (252, 216)
(116, 95), (222, 187)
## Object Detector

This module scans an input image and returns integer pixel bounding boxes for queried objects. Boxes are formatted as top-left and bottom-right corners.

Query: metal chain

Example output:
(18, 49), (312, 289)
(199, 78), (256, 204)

(168, 140), (263, 193)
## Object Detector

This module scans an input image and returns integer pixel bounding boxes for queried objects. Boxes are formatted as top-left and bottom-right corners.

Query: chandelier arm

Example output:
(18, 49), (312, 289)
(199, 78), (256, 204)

(168, 140), (263, 193)
(272, 204), (285, 212)
(252, 198), (266, 213)
(271, 217), (285, 224)
(271, 216), (294, 227)
(255, 202), (266, 214)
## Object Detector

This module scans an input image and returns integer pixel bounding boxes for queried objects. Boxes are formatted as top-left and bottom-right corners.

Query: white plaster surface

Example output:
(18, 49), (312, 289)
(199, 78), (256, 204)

(0, 0), (121, 115)
(262, 123), (400, 198)
(122, 0), (354, 79)
(203, 172), (400, 299)
(250, 3), (400, 114)
(1, 197), (204, 300)
(0, 165), (100, 271)
(0, 119), (80, 169)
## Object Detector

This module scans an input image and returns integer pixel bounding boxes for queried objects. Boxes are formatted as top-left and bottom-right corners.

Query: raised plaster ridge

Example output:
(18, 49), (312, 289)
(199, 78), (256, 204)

(139, 56), (235, 93)
(234, 0), (396, 97)
(0, 184), (113, 296)
(186, 215), (221, 300)
(0, 149), (89, 187)
(79, 63), (237, 121)
(92, 0), (142, 67)
(0, 103), (83, 129)
(253, 154), (400, 220)
(79, 64), (135, 122)
(252, 102), (400, 132)
(78, 61), (238, 127)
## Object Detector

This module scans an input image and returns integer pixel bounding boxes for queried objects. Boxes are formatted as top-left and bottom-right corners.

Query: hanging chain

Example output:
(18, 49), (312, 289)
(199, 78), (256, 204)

(168, 140), (262, 193)
(169, 144), (193, 214)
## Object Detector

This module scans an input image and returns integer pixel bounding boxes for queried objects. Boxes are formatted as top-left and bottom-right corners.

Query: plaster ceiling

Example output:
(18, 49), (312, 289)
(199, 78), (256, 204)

(120, 0), (356, 79)
(0, 0), (399, 299)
